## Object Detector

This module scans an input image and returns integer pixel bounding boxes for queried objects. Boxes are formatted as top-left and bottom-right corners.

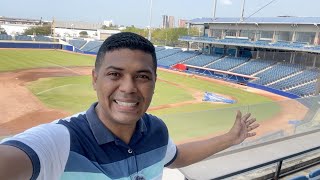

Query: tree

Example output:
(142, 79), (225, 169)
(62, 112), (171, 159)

(101, 25), (118, 30)
(0, 28), (7, 35)
(122, 26), (147, 38)
(24, 25), (51, 35)
(79, 31), (88, 37)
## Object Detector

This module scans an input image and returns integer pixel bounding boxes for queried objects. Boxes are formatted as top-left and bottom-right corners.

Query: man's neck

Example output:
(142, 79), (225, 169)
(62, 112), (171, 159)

(95, 106), (136, 144)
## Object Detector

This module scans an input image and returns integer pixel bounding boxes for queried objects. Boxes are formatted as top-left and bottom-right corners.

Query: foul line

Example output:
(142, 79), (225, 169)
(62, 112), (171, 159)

(36, 84), (78, 95)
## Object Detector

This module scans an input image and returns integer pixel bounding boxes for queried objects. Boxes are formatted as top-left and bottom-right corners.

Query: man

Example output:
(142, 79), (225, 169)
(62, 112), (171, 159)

(0, 32), (259, 180)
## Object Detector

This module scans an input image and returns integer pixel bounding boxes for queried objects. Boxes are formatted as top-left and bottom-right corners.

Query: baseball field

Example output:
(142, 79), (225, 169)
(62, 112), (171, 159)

(0, 49), (308, 142)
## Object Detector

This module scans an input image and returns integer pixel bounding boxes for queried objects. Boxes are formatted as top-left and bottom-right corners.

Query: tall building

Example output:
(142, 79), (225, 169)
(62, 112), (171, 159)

(162, 15), (169, 29)
(162, 15), (175, 29)
(178, 19), (187, 28)
(168, 16), (175, 28)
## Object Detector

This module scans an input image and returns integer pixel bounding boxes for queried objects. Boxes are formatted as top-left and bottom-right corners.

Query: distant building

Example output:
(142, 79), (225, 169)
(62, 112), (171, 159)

(97, 29), (120, 40)
(54, 20), (101, 38)
(103, 20), (113, 27)
(0, 16), (48, 35)
(162, 15), (175, 29)
(178, 19), (187, 28)
(169, 16), (175, 28)
(162, 15), (169, 29)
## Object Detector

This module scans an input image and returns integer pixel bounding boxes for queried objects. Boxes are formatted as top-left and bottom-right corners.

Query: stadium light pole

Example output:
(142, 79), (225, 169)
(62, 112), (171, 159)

(240, 0), (246, 22)
(212, 0), (217, 19)
(148, 0), (153, 41)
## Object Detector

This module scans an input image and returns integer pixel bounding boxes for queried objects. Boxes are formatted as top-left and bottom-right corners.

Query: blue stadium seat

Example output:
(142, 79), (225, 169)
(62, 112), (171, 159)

(289, 175), (309, 180)
(309, 168), (320, 180)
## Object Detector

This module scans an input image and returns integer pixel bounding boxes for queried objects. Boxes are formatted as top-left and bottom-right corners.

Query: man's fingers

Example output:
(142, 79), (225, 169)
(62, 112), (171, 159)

(241, 113), (251, 122)
(247, 132), (256, 137)
(248, 124), (260, 132)
(246, 118), (256, 126)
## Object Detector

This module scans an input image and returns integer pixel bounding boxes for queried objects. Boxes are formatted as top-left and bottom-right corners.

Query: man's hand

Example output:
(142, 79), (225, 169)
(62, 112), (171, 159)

(228, 110), (260, 145)
(168, 110), (260, 169)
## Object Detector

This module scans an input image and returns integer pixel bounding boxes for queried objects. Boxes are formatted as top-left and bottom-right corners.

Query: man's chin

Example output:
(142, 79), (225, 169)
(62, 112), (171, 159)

(113, 114), (142, 125)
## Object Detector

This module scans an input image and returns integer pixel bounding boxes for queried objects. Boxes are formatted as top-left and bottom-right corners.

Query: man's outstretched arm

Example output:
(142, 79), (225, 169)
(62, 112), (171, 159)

(0, 145), (33, 180)
(168, 111), (259, 168)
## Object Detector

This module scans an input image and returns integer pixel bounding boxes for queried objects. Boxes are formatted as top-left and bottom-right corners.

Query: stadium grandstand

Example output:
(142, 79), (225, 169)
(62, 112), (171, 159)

(174, 17), (320, 98)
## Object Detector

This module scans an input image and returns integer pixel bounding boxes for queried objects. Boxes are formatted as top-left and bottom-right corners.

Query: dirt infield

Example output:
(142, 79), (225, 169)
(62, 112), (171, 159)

(0, 67), (307, 140)
(0, 67), (91, 136)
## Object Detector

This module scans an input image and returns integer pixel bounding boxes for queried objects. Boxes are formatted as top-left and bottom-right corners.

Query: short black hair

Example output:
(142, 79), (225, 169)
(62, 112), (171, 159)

(95, 32), (157, 73)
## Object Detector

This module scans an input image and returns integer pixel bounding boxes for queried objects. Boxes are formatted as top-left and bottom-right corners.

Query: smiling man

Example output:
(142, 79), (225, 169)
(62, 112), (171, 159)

(0, 32), (259, 180)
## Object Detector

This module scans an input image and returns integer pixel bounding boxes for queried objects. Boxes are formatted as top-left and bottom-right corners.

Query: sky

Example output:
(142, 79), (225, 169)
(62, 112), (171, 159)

(0, 0), (319, 28)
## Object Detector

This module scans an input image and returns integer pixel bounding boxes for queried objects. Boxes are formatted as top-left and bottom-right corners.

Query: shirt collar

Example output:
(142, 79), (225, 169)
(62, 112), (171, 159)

(85, 102), (147, 145)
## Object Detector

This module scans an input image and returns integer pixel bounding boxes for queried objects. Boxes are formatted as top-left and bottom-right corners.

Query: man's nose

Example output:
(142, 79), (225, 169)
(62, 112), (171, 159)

(119, 76), (137, 93)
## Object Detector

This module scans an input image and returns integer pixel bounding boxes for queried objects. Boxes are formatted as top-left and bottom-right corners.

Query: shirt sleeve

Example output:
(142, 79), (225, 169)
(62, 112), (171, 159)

(0, 123), (70, 180)
(164, 137), (178, 167)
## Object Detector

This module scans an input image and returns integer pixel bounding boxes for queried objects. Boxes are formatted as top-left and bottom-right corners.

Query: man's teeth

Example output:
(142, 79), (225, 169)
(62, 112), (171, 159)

(115, 101), (137, 107)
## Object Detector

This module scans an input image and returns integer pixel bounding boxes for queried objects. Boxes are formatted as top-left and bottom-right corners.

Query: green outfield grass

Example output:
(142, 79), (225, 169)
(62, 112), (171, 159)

(0, 49), (94, 72)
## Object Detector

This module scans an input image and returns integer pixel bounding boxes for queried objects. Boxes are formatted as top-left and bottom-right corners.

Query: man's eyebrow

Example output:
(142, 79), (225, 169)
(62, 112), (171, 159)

(137, 70), (153, 74)
(104, 66), (124, 71)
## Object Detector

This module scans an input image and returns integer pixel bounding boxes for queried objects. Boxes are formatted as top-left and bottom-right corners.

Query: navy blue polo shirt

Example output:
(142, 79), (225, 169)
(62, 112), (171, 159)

(1, 103), (178, 180)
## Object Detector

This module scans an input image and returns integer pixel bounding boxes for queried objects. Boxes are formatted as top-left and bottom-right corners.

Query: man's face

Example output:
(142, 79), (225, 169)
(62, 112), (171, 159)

(92, 48), (156, 126)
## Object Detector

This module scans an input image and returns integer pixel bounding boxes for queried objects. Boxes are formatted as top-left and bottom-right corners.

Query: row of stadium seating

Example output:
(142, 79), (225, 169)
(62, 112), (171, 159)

(156, 48), (181, 59)
(68, 39), (103, 53)
(81, 41), (103, 52)
(0, 34), (12, 40)
(205, 56), (249, 71)
(157, 51), (199, 67)
(269, 69), (319, 90)
(184, 54), (222, 67)
(253, 63), (304, 85)
(155, 46), (165, 52)
(231, 59), (276, 75)
(0, 34), (52, 42)
(285, 81), (317, 97)
(69, 39), (87, 49)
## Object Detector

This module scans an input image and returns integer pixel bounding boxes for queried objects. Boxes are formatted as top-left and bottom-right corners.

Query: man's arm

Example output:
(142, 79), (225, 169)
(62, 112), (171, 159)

(0, 145), (33, 180)
(0, 123), (71, 179)
(168, 111), (259, 168)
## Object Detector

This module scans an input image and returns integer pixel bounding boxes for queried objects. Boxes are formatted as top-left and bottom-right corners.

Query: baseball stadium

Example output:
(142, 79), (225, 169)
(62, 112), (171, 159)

(1, 4), (320, 180)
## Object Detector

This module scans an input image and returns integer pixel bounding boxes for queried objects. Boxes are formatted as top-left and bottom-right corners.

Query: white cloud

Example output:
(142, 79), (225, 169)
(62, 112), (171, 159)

(221, 0), (233, 5)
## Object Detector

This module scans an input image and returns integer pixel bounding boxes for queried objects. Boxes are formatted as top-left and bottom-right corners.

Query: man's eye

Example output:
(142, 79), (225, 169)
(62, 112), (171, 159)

(137, 75), (150, 79)
(107, 72), (120, 77)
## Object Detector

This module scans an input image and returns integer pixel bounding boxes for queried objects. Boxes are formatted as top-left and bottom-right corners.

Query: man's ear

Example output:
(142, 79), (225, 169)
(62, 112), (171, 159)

(92, 68), (97, 91)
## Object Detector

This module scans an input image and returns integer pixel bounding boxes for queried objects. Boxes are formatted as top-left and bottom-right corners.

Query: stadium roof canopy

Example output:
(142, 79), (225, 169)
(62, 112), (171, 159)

(188, 17), (320, 25)
(55, 21), (101, 30)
